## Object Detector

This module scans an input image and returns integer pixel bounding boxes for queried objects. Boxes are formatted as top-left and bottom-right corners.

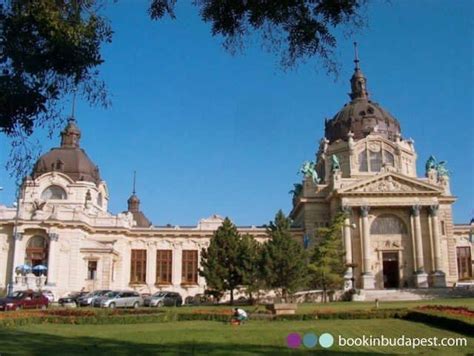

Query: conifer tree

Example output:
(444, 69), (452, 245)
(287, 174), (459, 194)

(238, 233), (262, 303)
(200, 217), (242, 304)
(261, 210), (307, 301)
(308, 212), (347, 302)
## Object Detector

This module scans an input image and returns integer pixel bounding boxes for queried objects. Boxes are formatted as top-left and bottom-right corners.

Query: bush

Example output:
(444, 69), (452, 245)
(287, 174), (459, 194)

(403, 310), (474, 336)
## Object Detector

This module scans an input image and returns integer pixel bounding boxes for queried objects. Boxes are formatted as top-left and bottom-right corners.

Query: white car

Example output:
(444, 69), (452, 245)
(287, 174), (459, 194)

(41, 290), (55, 303)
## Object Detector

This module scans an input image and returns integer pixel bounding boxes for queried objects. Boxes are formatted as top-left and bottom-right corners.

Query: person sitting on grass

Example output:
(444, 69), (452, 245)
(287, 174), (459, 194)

(232, 307), (248, 325)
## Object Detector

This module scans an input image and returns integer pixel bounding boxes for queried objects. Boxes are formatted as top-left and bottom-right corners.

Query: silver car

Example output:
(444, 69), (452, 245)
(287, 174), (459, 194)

(100, 291), (142, 309)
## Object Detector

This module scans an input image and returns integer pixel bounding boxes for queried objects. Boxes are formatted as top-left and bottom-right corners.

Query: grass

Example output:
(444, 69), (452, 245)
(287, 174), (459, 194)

(160, 297), (474, 314)
(0, 319), (472, 355)
(0, 298), (472, 355)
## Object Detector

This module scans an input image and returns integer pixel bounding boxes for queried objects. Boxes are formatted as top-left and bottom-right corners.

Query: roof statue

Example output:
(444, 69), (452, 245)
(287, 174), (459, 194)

(299, 161), (319, 184)
(331, 154), (340, 171)
(425, 155), (449, 178)
(289, 183), (303, 199)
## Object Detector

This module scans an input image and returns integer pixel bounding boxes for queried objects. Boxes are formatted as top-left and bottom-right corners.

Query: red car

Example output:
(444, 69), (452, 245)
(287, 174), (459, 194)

(0, 290), (49, 311)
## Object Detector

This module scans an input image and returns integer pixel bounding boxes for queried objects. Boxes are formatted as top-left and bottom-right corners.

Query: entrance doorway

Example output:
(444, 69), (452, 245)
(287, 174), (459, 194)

(382, 252), (399, 288)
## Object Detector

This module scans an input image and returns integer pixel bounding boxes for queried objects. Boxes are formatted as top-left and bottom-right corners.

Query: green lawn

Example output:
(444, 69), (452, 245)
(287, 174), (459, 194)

(0, 319), (472, 355)
(161, 297), (474, 314)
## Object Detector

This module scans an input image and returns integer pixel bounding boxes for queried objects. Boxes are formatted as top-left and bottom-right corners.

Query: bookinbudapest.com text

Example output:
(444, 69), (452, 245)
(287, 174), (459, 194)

(338, 335), (467, 349)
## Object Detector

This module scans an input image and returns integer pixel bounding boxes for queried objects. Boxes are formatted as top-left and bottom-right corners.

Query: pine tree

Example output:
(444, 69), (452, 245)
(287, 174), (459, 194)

(238, 234), (262, 303)
(199, 217), (242, 304)
(308, 212), (347, 302)
(261, 210), (307, 301)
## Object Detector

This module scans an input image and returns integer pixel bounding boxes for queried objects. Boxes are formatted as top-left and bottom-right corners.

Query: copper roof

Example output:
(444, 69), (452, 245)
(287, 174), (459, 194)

(32, 119), (101, 184)
(324, 50), (402, 143)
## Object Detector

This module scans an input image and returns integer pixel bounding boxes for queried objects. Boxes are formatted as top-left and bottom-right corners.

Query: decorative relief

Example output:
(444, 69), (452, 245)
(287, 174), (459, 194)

(368, 143), (381, 152)
(346, 175), (438, 194)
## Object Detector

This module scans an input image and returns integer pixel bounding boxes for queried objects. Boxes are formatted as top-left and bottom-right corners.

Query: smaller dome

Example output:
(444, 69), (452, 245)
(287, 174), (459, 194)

(127, 193), (151, 228)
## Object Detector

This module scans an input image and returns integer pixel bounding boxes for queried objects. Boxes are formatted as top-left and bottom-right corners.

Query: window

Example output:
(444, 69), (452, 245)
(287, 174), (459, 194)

(87, 261), (98, 280)
(441, 221), (446, 235)
(457, 247), (472, 280)
(359, 149), (395, 172)
(369, 150), (382, 172)
(182, 250), (198, 284)
(130, 249), (147, 284)
(156, 250), (173, 284)
(359, 151), (368, 172)
(384, 151), (395, 167)
(25, 236), (48, 270)
(41, 185), (67, 200)
(97, 193), (103, 207)
(370, 214), (408, 235)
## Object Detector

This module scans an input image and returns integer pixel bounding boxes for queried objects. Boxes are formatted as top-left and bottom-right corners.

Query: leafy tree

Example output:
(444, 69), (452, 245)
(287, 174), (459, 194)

(261, 210), (307, 301)
(308, 212), (346, 302)
(150, 0), (367, 73)
(1, 0), (112, 180)
(238, 233), (262, 303)
(200, 217), (243, 304)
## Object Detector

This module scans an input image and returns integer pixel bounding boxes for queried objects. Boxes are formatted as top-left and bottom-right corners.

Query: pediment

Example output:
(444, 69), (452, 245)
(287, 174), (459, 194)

(338, 173), (443, 195)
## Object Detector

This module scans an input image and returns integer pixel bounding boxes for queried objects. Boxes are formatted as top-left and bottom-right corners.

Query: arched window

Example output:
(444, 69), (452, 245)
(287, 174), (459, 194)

(384, 150), (395, 167)
(25, 236), (49, 270)
(370, 214), (408, 235)
(41, 185), (67, 200)
(369, 150), (382, 172)
(359, 149), (395, 172)
(97, 192), (103, 207)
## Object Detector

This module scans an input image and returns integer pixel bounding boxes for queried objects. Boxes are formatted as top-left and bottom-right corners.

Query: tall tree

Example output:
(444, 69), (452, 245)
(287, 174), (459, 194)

(238, 233), (262, 303)
(1, 0), (112, 180)
(150, 0), (367, 73)
(308, 212), (346, 302)
(261, 210), (307, 301)
(200, 217), (243, 304)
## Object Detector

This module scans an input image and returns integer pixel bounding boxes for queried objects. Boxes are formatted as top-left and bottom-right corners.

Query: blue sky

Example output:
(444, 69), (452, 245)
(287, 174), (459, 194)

(1, 0), (473, 225)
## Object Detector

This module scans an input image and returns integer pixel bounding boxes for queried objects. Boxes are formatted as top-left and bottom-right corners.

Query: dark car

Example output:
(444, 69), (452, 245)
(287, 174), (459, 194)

(0, 290), (49, 311)
(58, 291), (89, 307)
(143, 291), (182, 307)
(77, 290), (111, 307)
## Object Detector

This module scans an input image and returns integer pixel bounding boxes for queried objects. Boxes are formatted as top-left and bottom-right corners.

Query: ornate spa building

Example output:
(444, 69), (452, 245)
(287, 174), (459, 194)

(0, 54), (472, 298)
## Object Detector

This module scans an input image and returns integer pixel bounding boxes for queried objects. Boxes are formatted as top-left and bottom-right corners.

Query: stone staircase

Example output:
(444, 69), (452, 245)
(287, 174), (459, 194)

(354, 288), (474, 301)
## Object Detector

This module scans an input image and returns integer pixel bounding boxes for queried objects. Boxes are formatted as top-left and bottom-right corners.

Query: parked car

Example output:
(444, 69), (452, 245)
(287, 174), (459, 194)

(58, 291), (88, 307)
(99, 291), (142, 309)
(184, 293), (212, 306)
(0, 290), (49, 311)
(77, 290), (111, 307)
(144, 291), (182, 307)
(41, 290), (55, 303)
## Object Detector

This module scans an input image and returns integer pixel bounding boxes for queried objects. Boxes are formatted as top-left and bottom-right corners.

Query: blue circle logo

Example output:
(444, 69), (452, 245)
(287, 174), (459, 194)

(303, 333), (318, 348)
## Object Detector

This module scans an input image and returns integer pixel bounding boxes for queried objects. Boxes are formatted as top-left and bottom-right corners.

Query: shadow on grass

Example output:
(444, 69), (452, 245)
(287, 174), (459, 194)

(0, 328), (381, 355)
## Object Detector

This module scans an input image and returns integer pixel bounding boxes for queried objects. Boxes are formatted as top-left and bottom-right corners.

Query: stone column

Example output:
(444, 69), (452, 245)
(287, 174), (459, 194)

(10, 232), (24, 292)
(360, 206), (374, 289)
(342, 206), (353, 290)
(172, 246), (182, 289)
(146, 245), (156, 287)
(411, 205), (428, 288)
(429, 205), (446, 287)
(46, 233), (59, 286)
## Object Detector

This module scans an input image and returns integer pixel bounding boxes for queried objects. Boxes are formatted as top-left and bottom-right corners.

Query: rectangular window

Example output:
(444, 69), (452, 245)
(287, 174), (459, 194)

(130, 249), (147, 284)
(182, 250), (198, 284)
(457, 247), (472, 280)
(441, 221), (446, 235)
(156, 250), (173, 284)
(87, 260), (97, 280)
